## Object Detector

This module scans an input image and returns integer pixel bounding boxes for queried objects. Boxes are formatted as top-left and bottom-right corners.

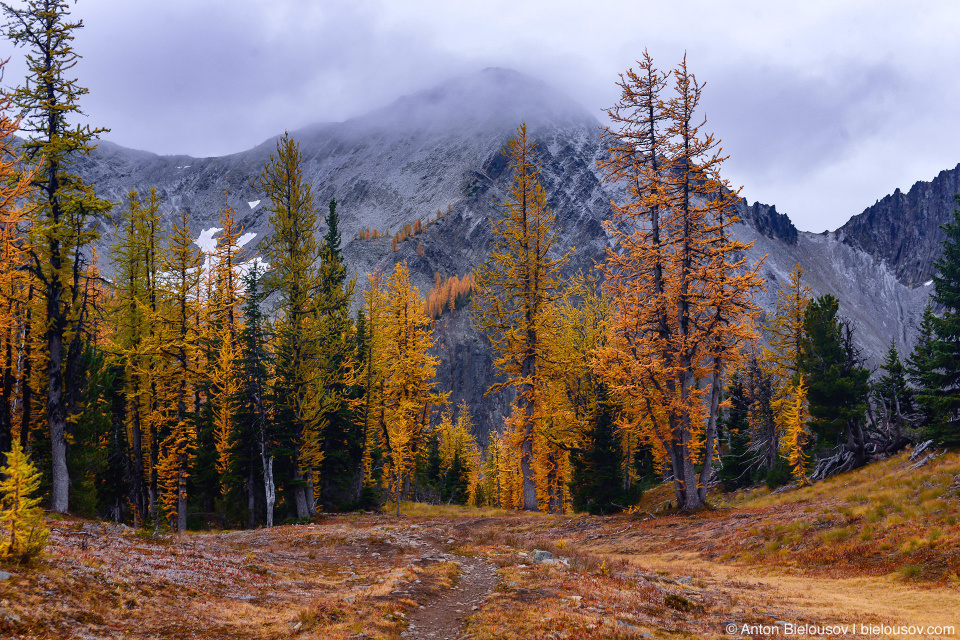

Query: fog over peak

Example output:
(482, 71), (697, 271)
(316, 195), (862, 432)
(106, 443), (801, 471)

(289, 67), (599, 142)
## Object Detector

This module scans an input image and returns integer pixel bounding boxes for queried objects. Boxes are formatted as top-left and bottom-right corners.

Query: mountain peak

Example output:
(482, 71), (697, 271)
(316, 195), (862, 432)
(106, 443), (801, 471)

(335, 67), (599, 137)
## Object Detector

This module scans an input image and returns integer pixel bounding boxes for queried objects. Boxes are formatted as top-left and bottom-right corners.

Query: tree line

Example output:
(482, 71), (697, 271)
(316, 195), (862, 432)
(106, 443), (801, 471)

(3, 3), (960, 549)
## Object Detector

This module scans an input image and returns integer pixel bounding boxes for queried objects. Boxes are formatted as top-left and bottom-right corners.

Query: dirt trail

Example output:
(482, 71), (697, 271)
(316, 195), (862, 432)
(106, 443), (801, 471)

(405, 551), (498, 640)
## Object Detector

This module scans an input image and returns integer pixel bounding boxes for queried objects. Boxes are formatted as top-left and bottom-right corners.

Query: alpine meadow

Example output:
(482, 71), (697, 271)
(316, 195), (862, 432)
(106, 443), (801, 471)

(1, 2), (959, 639)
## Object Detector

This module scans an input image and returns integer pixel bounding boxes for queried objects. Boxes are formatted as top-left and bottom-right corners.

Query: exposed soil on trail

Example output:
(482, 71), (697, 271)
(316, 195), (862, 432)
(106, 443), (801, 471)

(405, 553), (497, 640)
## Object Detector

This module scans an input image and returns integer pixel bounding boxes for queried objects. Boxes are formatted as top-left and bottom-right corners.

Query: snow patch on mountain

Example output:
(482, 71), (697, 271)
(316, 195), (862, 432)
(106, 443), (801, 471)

(195, 227), (222, 253)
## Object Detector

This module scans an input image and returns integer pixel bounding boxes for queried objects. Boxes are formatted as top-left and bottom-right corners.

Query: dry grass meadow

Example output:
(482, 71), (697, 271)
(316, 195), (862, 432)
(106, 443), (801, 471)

(2, 448), (958, 639)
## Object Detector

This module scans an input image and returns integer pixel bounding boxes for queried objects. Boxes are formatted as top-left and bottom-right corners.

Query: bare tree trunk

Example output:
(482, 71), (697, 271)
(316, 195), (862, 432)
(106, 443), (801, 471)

(48, 328), (69, 513)
(698, 365), (723, 502)
(293, 481), (310, 519)
(396, 467), (403, 517)
(0, 308), (14, 464)
(130, 409), (145, 525)
(520, 446), (537, 510)
(519, 378), (537, 511)
(262, 454), (275, 527)
(306, 469), (317, 518)
(177, 460), (187, 533)
(19, 285), (33, 451)
(664, 419), (685, 509)
(679, 371), (702, 510)
(247, 470), (256, 529)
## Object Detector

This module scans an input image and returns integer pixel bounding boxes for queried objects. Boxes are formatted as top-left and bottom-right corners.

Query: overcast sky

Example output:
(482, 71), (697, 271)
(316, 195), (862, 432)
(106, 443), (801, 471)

(2, 0), (958, 232)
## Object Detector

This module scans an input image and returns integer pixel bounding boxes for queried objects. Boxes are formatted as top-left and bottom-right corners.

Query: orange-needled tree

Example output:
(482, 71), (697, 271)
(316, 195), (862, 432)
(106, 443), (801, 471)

(472, 123), (569, 511)
(0, 74), (34, 464)
(597, 54), (763, 510)
(379, 262), (443, 515)
(3, 0), (113, 512)
(762, 265), (812, 484)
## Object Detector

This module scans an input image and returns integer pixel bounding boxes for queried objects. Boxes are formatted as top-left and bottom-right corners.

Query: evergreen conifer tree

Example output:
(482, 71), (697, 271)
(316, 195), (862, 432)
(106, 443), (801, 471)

(3, 0), (113, 512)
(315, 199), (361, 510)
(569, 388), (624, 515)
(799, 295), (870, 465)
(925, 199), (960, 443)
(907, 303), (940, 433)
(874, 339), (912, 446)
(236, 263), (275, 525)
(717, 372), (753, 490)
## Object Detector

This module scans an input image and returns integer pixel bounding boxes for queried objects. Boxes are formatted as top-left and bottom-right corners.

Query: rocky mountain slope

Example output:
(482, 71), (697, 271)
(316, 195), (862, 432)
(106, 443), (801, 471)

(77, 68), (956, 438)
(836, 164), (960, 288)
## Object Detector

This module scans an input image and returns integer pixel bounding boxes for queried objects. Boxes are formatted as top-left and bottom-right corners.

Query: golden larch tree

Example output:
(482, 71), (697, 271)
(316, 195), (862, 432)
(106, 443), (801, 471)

(0, 441), (48, 563)
(209, 196), (246, 490)
(779, 379), (810, 485)
(472, 123), (569, 511)
(0, 76), (35, 460)
(154, 210), (202, 532)
(762, 264), (812, 483)
(379, 262), (443, 515)
(597, 54), (764, 510)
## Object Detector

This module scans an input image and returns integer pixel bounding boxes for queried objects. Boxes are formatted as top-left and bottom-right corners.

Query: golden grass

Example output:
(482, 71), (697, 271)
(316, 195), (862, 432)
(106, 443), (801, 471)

(6, 450), (959, 639)
(394, 501), (521, 518)
(602, 551), (960, 637)
(700, 449), (960, 581)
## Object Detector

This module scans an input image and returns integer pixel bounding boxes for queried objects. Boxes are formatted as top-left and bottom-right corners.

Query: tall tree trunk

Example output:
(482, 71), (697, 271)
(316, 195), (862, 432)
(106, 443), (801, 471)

(48, 322), (69, 513)
(262, 453), (275, 527)
(149, 380), (159, 519)
(19, 285), (33, 451)
(247, 468), (256, 529)
(177, 458), (187, 533)
(293, 479), (310, 519)
(130, 399), (145, 525)
(520, 425), (537, 511)
(306, 468), (317, 518)
(679, 370), (702, 510)
(520, 357), (537, 511)
(698, 364), (723, 502)
(0, 307), (13, 462)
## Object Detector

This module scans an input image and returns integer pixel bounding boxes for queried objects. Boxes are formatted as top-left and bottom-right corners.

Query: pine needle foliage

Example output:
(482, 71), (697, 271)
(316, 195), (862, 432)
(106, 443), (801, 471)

(799, 295), (870, 466)
(2, 0), (113, 513)
(379, 262), (443, 515)
(596, 53), (764, 510)
(924, 198), (960, 443)
(0, 441), (48, 563)
(908, 303), (940, 431)
(472, 123), (569, 511)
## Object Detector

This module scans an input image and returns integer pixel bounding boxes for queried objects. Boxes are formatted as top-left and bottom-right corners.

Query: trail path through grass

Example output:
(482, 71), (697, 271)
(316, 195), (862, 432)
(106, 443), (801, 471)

(405, 551), (497, 640)
(6, 449), (959, 639)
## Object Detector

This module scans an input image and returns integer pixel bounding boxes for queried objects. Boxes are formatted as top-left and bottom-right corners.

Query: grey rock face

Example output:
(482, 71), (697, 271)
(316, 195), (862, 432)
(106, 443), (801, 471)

(740, 200), (799, 245)
(532, 549), (554, 563)
(76, 68), (953, 440)
(837, 164), (960, 288)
